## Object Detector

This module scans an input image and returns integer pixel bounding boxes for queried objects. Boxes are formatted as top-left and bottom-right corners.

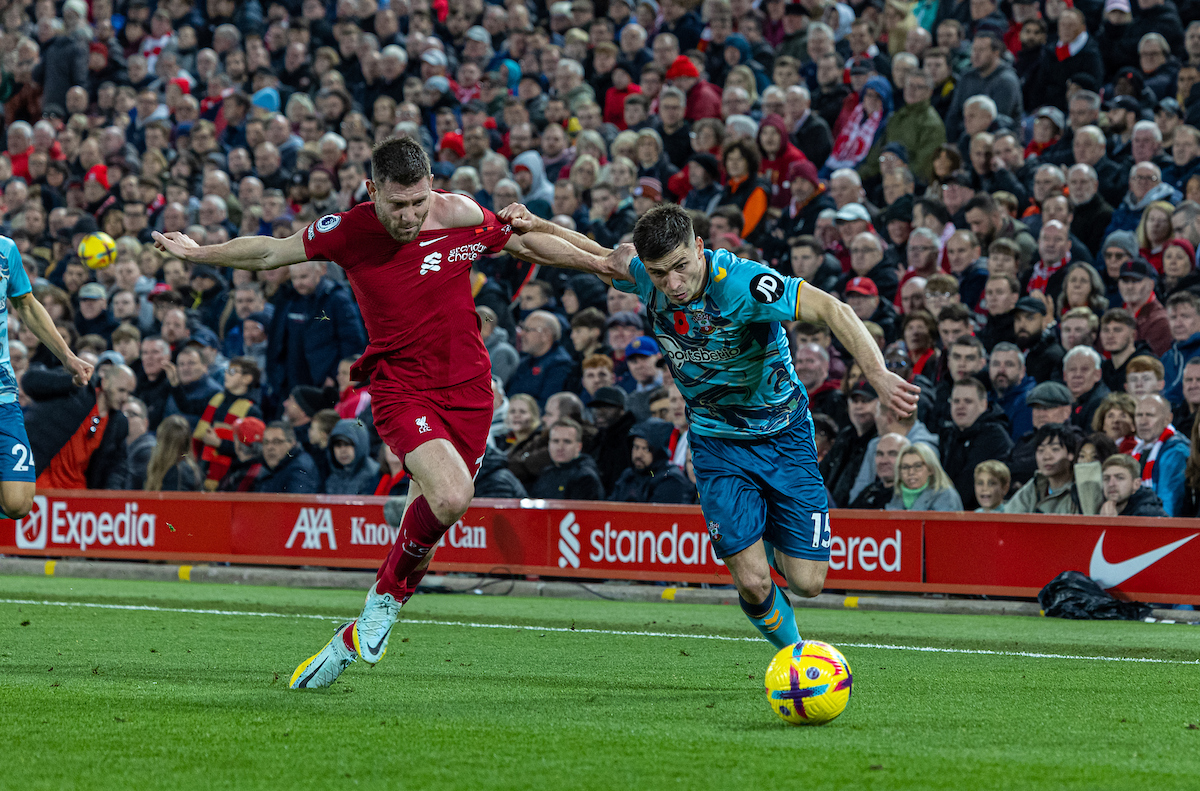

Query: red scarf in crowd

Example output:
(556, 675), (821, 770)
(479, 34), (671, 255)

(1132, 424), (1178, 486)
(1027, 252), (1070, 295)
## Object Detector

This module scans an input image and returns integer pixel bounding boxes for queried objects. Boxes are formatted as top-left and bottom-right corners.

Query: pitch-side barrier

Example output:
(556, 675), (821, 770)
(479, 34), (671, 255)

(2, 490), (1197, 604)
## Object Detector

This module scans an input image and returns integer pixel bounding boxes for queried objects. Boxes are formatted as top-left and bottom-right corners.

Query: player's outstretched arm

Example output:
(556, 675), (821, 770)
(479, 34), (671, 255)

(11, 293), (92, 385)
(503, 226), (634, 285)
(798, 284), (921, 417)
(498, 203), (611, 255)
(151, 229), (308, 271)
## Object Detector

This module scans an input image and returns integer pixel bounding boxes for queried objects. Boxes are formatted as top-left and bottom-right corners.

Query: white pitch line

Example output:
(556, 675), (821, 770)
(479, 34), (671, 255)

(2, 598), (1197, 666)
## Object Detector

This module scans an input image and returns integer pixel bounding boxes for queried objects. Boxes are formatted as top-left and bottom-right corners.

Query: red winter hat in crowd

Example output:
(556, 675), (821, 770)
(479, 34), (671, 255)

(845, 276), (879, 296)
(666, 55), (700, 81)
(89, 41), (108, 58)
(170, 77), (191, 95)
(1166, 237), (1196, 264)
(633, 177), (663, 202)
(787, 159), (820, 188)
(85, 164), (109, 190)
(438, 131), (465, 158)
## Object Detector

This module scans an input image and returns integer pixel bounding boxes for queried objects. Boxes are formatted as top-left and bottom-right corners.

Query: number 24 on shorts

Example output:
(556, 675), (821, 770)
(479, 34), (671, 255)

(810, 513), (831, 549)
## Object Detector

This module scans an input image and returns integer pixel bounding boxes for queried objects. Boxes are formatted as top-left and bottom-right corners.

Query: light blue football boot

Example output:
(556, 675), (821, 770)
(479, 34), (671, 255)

(351, 582), (402, 665)
(290, 622), (357, 689)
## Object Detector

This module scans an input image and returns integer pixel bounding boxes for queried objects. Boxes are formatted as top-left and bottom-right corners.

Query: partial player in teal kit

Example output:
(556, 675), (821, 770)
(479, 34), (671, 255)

(0, 236), (93, 519)
(498, 203), (920, 650)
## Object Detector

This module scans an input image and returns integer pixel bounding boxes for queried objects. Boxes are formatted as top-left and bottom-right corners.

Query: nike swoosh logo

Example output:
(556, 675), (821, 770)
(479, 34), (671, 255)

(418, 235), (448, 247)
(366, 632), (389, 656)
(1088, 530), (1199, 589)
(298, 657), (327, 687)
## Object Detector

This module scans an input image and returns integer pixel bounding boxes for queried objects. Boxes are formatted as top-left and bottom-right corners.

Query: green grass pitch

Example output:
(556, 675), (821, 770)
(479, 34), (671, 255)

(1, 574), (1199, 790)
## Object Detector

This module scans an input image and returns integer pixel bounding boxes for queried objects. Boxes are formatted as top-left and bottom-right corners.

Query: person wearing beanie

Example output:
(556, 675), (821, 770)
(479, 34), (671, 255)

(665, 55), (721, 121)
(282, 384), (337, 449)
(774, 158), (836, 245)
(1098, 230), (1140, 307)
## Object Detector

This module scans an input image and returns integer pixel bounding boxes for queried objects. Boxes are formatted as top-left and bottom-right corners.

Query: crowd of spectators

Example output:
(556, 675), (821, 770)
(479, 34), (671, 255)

(7, 0), (1200, 517)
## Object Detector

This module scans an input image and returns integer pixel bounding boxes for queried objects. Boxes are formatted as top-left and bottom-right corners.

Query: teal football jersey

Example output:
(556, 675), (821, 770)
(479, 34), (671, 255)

(613, 247), (809, 439)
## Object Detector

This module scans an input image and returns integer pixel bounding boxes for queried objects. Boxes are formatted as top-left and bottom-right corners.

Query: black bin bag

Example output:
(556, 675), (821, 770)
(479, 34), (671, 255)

(1038, 571), (1152, 621)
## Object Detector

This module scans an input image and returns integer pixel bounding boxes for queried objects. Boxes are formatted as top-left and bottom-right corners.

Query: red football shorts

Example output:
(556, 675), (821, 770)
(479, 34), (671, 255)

(369, 372), (493, 477)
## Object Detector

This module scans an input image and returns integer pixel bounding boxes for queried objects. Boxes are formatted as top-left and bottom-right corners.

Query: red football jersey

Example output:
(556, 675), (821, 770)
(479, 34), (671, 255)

(302, 200), (513, 390)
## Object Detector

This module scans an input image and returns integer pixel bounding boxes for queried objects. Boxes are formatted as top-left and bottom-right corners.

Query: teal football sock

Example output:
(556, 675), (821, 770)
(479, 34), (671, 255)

(738, 583), (801, 650)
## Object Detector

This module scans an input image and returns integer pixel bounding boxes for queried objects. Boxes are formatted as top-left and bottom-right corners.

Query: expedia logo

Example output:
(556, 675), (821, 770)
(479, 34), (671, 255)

(447, 242), (488, 263)
(15, 495), (48, 549)
(16, 497), (155, 552)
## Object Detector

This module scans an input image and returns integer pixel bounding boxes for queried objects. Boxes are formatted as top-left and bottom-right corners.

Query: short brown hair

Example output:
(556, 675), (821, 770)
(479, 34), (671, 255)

(571, 307), (607, 331)
(974, 459), (1011, 490)
(549, 417), (583, 443)
(988, 238), (1021, 260)
(112, 324), (142, 345)
(1102, 453), (1141, 479)
(926, 273), (959, 295)
(371, 136), (431, 186)
(987, 273), (1020, 294)
(227, 355), (261, 387)
(953, 376), (988, 401)
(1100, 307), (1137, 330)
(633, 203), (696, 262)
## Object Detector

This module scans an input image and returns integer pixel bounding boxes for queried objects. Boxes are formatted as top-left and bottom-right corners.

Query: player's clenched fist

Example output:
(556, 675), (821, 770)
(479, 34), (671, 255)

(604, 243), (636, 278)
(497, 203), (536, 232)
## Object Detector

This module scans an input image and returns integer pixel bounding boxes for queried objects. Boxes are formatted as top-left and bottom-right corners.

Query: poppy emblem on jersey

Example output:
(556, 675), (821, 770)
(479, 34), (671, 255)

(316, 214), (341, 233)
(750, 273), (785, 304)
(420, 252), (442, 275)
(673, 311), (690, 334)
(416, 416), (431, 434)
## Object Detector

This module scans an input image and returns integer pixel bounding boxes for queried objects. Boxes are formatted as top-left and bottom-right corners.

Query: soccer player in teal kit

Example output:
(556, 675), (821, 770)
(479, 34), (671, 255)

(500, 203), (919, 648)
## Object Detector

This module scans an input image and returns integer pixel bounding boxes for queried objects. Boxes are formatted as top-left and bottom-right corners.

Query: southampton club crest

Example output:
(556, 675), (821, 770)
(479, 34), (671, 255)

(691, 311), (716, 335)
(707, 520), (721, 543)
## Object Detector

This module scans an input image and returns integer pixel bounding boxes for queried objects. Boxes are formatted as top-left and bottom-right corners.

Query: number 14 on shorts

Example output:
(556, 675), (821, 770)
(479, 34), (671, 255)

(811, 513), (831, 549)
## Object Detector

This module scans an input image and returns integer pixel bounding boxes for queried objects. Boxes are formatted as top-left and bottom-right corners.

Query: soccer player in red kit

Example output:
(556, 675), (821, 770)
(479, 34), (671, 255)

(153, 138), (630, 689)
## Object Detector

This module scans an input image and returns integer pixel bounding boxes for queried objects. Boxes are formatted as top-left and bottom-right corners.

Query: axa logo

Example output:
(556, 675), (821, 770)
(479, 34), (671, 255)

(286, 507), (338, 550)
(1089, 530), (1199, 588)
(558, 512), (581, 568)
(15, 495), (48, 549)
(420, 251), (442, 275)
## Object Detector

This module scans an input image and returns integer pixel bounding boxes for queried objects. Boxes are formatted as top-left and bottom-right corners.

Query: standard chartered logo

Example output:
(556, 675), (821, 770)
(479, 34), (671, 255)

(557, 512), (581, 568)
